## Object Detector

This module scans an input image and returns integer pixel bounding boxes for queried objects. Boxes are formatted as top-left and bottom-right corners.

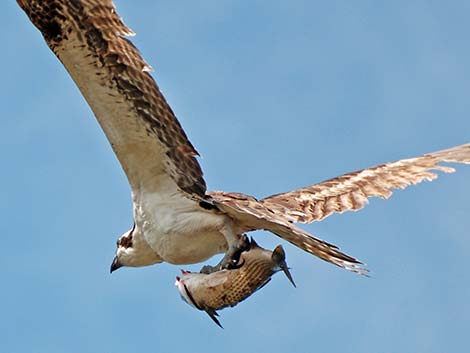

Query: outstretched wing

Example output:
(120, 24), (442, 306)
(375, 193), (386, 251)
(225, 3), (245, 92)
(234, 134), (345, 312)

(261, 144), (470, 223)
(17, 0), (206, 197)
(208, 192), (368, 275)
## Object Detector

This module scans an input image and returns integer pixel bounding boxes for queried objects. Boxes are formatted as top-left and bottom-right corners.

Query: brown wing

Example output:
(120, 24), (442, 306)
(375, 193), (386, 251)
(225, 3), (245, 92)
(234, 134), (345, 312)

(208, 192), (368, 275)
(17, 0), (206, 196)
(261, 144), (470, 223)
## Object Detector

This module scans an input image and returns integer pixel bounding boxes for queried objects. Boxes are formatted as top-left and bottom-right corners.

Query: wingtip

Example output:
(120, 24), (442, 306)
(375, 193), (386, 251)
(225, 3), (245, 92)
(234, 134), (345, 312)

(343, 261), (371, 277)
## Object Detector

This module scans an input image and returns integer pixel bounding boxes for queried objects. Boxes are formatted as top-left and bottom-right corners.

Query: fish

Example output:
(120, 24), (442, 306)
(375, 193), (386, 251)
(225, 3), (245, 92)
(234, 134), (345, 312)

(175, 238), (296, 327)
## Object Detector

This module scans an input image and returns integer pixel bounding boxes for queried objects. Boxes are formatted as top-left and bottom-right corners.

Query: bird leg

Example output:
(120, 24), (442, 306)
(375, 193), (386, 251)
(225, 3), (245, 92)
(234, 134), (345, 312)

(220, 233), (250, 269)
(200, 232), (250, 274)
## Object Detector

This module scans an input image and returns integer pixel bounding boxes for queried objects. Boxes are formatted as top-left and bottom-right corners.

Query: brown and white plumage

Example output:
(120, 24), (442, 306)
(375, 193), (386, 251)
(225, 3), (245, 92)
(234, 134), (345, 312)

(17, 0), (205, 198)
(18, 0), (470, 276)
(260, 144), (470, 224)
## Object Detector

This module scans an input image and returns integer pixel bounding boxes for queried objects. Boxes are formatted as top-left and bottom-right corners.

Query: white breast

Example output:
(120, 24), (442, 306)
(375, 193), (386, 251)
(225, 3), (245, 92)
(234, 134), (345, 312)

(132, 175), (228, 264)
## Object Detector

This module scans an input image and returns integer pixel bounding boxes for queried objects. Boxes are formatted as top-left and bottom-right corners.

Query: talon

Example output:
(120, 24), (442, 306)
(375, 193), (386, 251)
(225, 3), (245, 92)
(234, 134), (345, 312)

(221, 234), (250, 270)
(230, 258), (245, 270)
(239, 234), (250, 251)
(221, 258), (238, 270)
(200, 234), (251, 273)
(203, 234), (251, 272)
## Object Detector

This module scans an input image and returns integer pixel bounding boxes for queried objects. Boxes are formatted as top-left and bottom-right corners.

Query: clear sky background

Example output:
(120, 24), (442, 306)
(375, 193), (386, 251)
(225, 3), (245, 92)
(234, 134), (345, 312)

(3, 1), (470, 352)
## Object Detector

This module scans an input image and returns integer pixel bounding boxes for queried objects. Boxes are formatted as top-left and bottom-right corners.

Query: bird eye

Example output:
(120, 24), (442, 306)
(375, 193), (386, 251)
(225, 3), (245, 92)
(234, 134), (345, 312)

(116, 238), (120, 247)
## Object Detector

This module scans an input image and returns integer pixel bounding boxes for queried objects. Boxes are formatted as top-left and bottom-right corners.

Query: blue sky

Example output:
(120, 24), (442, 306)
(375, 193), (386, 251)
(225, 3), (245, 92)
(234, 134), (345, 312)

(3, 1), (470, 352)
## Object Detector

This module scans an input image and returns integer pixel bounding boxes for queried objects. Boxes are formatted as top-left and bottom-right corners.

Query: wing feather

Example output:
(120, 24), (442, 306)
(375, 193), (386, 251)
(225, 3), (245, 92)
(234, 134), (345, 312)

(208, 192), (368, 275)
(261, 144), (470, 223)
(17, 0), (206, 196)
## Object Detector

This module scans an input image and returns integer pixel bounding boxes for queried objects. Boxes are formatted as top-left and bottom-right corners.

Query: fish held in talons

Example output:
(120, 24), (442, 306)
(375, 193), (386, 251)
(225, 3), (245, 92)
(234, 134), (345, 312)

(200, 234), (251, 274)
(174, 238), (296, 328)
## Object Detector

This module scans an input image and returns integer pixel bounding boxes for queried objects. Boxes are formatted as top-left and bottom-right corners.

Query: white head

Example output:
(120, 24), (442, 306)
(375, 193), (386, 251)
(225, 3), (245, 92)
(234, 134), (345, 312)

(110, 227), (163, 273)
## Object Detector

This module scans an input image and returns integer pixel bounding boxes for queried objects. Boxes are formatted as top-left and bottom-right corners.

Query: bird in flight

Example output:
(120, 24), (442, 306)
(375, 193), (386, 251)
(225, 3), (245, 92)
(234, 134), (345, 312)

(17, 0), (470, 276)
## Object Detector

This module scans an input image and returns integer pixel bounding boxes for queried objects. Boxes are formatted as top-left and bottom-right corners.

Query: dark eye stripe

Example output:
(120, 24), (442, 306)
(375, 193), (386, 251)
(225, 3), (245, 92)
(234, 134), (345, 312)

(118, 223), (135, 248)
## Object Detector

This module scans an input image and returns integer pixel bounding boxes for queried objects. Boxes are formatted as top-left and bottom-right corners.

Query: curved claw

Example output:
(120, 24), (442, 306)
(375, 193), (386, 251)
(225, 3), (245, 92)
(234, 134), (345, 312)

(217, 234), (251, 271)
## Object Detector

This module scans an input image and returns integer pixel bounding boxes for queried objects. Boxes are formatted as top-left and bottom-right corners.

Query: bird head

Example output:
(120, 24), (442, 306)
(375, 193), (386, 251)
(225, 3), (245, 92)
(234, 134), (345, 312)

(111, 227), (162, 272)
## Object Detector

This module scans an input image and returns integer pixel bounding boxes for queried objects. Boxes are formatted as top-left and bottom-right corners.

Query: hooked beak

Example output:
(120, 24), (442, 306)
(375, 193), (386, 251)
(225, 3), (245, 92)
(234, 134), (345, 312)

(110, 256), (122, 273)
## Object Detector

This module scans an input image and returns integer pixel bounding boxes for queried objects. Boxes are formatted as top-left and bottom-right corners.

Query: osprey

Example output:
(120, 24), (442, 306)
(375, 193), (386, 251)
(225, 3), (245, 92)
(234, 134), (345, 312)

(18, 0), (470, 276)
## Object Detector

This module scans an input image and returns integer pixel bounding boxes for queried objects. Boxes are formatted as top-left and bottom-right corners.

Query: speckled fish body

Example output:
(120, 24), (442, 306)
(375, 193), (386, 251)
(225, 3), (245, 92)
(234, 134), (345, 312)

(175, 239), (295, 327)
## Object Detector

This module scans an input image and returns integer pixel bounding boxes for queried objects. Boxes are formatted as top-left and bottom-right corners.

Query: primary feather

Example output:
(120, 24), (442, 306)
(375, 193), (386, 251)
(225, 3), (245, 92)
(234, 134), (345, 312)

(17, 0), (470, 276)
